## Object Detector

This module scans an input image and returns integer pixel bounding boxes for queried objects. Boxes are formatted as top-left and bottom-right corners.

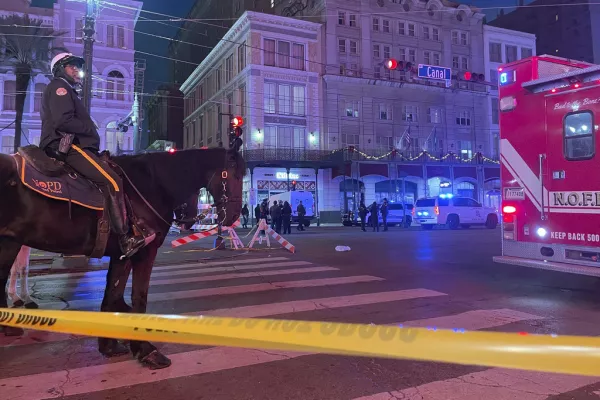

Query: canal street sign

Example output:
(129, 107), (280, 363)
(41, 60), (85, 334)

(417, 64), (451, 81)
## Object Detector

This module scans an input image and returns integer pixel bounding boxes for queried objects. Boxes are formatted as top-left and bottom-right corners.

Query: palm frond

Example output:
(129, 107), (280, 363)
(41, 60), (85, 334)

(0, 14), (69, 74)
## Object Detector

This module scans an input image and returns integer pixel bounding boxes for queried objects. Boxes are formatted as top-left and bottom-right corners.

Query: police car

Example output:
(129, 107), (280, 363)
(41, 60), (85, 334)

(414, 194), (498, 230)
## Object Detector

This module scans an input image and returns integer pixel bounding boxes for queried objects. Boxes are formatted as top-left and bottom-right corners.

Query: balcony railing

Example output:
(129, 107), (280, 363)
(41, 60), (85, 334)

(241, 147), (499, 166)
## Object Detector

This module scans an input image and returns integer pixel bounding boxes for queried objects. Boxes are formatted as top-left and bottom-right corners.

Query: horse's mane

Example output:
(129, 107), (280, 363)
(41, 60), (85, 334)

(111, 148), (246, 179)
(108, 148), (246, 206)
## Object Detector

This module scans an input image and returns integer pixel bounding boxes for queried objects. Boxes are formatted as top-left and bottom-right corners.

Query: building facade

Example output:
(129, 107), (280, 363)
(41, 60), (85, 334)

(180, 11), (324, 210)
(489, 0), (600, 65)
(168, 0), (273, 87)
(145, 84), (184, 149)
(483, 25), (536, 160)
(274, 0), (501, 219)
(0, 0), (142, 155)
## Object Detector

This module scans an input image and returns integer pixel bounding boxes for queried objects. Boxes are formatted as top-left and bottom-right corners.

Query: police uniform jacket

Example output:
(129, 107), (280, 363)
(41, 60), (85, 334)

(39, 77), (100, 151)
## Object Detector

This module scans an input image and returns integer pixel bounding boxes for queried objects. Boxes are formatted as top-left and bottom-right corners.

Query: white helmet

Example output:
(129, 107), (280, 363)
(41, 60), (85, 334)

(51, 52), (84, 76)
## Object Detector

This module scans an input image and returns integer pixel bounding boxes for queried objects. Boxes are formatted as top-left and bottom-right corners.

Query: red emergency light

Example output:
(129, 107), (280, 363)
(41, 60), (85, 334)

(503, 205), (516, 214)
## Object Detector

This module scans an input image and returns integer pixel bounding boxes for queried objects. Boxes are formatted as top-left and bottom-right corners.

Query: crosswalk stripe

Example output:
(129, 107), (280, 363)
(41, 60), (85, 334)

(353, 368), (600, 400)
(35, 275), (386, 310)
(33, 266), (338, 293)
(32, 260), (313, 286)
(0, 308), (545, 399)
(29, 256), (292, 281)
(1, 289), (447, 347)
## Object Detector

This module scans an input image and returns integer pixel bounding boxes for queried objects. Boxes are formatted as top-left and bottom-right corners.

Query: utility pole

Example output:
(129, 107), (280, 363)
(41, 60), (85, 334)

(82, 0), (97, 113)
(132, 94), (140, 153)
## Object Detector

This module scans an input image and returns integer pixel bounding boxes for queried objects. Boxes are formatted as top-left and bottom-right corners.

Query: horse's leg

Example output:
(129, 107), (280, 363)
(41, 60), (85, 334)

(129, 245), (171, 370)
(97, 257), (131, 357)
(0, 238), (26, 336)
(7, 255), (23, 307)
(16, 247), (37, 309)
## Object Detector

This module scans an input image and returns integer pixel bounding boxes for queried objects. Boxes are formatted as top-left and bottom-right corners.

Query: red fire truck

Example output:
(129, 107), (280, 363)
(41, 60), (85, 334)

(493, 54), (600, 276)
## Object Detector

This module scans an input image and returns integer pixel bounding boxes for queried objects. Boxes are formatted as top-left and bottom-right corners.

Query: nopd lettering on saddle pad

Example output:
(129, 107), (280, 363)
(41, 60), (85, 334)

(17, 155), (104, 211)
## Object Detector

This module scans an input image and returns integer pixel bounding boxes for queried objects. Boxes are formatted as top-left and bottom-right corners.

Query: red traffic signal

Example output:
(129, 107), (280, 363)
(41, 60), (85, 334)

(384, 59), (413, 72)
(385, 59), (398, 70)
(231, 116), (244, 127)
(168, 148), (176, 153)
(462, 71), (486, 82)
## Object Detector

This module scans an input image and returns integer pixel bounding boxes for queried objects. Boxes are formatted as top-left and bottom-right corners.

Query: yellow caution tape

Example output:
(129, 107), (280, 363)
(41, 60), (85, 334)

(2, 307), (600, 376)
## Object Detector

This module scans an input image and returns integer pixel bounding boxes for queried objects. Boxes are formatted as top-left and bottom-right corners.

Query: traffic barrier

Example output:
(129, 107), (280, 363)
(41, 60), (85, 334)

(1, 307), (600, 376)
(171, 220), (241, 248)
(247, 219), (295, 253)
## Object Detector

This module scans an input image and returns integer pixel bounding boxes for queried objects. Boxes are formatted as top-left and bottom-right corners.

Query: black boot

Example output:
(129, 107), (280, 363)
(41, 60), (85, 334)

(107, 190), (148, 259)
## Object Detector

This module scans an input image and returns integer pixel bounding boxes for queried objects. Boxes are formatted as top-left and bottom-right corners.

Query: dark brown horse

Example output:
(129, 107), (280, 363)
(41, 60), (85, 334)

(0, 147), (245, 369)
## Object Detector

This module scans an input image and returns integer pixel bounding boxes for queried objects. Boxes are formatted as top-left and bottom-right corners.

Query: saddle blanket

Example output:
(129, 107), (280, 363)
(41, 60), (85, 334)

(17, 156), (105, 211)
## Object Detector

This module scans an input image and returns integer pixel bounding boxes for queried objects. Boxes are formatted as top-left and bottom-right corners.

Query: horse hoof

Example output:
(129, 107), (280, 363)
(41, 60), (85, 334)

(139, 350), (171, 370)
(24, 301), (39, 309)
(3, 326), (24, 336)
(99, 341), (129, 358)
(11, 300), (24, 308)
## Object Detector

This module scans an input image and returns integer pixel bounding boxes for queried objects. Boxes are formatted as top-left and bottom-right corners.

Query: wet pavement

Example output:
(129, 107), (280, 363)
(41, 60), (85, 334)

(2, 224), (600, 399)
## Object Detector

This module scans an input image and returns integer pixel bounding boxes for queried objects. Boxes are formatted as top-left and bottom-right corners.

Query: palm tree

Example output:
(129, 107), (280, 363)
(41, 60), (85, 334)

(0, 14), (67, 153)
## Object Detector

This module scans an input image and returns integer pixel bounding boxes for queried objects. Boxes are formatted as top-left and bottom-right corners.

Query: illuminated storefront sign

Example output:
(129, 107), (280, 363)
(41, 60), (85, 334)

(276, 172), (300, 180)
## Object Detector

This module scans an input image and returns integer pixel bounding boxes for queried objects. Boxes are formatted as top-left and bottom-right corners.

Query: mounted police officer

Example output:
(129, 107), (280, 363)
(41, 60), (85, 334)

(39, 52), (152, 258)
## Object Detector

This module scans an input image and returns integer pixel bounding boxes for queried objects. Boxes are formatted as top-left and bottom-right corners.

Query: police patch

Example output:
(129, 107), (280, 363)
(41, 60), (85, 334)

(56, 88), (67, 96)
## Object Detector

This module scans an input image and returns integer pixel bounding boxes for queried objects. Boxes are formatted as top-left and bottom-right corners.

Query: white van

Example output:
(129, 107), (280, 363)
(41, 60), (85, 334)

(268, 191), (315, 227)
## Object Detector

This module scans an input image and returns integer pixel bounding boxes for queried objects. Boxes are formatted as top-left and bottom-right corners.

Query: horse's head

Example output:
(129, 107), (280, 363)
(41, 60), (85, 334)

(205, 149), (246, 227)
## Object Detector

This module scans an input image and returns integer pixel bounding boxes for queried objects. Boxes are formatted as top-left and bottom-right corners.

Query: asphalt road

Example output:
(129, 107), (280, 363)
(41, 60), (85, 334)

(3, 224), (600, 399)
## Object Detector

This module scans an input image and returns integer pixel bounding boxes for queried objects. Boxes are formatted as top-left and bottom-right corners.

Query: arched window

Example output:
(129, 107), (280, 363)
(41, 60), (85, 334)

(106, 70), (125, 101)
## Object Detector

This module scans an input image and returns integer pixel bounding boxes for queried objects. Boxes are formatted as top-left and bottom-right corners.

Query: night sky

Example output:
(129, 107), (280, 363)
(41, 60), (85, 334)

(30, 0), (529, 97)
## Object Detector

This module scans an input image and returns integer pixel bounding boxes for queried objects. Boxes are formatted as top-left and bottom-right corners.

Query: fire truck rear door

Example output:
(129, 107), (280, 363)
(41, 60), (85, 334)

(545, 92), (598, 240)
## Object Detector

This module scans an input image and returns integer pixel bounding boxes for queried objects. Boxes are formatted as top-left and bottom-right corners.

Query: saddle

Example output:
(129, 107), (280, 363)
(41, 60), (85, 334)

(14, 145), (105, 210)
(13, 145), (112, 258)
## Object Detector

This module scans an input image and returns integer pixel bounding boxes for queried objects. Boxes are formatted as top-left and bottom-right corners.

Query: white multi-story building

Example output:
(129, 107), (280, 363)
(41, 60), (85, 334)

(483, 25), (536, 160)
(0, 0), (142, 154)
(272, 0), (501, 220)
(180, 11), (324, 212)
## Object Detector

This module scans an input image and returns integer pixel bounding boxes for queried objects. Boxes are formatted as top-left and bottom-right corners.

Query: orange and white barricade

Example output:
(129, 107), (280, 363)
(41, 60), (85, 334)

(247, 219), (295, 253)
(171, 220), (242, 249)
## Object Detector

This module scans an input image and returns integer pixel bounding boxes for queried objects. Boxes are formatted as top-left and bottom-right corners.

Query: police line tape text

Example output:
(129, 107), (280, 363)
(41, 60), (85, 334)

(0, 310), (57, 327)
(550, 232), (600, 242)
(125, 315), (421, 343)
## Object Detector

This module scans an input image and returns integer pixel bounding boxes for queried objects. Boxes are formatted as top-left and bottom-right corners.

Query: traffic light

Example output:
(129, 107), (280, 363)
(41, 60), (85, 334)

(384, 59), (413, 72)
(460, 71), (485, 82)
(291, 180), (297, 191)
(229, 115), (244, 150)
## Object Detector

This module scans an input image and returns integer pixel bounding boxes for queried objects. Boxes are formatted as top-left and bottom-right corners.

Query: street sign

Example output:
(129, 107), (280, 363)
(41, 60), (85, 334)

(417, 64), (451, 81)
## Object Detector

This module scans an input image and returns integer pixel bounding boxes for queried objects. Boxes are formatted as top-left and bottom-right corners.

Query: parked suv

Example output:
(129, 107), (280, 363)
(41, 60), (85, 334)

(414, 195), (498, 230)
(385, 203), (413, 227)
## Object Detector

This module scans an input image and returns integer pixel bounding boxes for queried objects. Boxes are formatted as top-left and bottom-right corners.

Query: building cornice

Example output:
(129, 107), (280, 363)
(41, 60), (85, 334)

(180, 11), (322, 94)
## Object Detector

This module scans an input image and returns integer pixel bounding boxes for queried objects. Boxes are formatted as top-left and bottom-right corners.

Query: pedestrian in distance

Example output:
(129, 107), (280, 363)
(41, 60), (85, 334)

(241, 204), (249, 228)
(370, 201), (380, 232)
(254, 203), (261, 226)
(381, 198), (389, 231)
(270, 200), (282, 233)
(297, 201), (306, 231)
(359, 201), (368, 232)
(282, 201), (292, 234)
